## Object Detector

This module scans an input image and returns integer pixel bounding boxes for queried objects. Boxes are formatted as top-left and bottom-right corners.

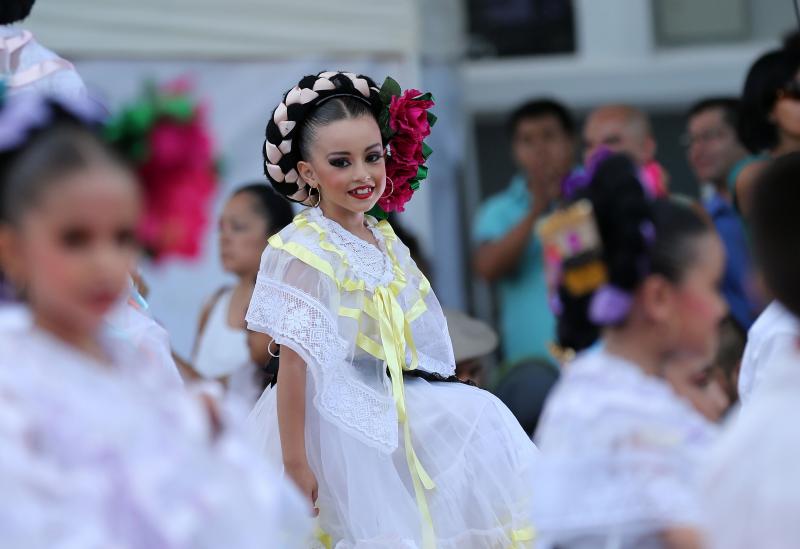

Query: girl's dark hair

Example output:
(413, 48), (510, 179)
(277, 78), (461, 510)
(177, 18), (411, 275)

(751, 151), (800, 318)
(0, 102), (121, 226)
(557, 154), (713, 351)
(263, 72), (383, 204)
(738, 49), (800, 153)
(0, 0), (35, 24)
(232, 183), (294, 235)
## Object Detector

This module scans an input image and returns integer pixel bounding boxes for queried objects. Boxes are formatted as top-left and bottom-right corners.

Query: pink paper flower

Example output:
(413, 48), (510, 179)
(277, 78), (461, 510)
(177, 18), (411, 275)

(137, 167), (216, 259)
(148, 117), (211, 172)
(136, 110), (217, 261)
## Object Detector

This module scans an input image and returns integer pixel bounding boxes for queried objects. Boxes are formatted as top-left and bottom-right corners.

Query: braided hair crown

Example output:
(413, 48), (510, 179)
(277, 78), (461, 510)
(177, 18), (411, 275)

(263, 71), (383, 205)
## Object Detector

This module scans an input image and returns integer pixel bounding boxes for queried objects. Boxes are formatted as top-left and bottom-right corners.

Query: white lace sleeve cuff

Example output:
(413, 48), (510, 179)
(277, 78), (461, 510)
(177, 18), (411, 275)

(246, 276), (347, 365)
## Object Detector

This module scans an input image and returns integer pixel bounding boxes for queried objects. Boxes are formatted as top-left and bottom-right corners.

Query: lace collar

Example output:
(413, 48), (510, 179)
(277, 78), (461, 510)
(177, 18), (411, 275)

(565, 349), (712, 425)
(305, 207), (395, 291)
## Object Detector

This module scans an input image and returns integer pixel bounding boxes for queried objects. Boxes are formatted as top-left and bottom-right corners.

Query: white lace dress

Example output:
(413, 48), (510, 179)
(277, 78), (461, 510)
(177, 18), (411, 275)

(738, 300), (800, 405)
(703, 345), (800, 549)
(0, 309), (310, 549)
(246, 207), (537, 549)
(531, 349), (718, 549)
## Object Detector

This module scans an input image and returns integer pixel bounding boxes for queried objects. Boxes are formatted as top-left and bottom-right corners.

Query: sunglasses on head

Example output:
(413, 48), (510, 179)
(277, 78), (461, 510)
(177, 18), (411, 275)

(777, 80), (800, 101)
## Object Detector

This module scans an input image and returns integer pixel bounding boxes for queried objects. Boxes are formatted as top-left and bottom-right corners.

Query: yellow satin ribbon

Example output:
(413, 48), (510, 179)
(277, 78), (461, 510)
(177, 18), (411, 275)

(273, 212), (439, 547)
(315, 527), (333, 549)
(373, 285), (437, 548)
(509, 526), (536, 548)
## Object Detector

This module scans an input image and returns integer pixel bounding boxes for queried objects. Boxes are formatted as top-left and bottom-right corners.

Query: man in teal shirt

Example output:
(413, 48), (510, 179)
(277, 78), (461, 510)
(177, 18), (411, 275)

(473, 99), (577, 365)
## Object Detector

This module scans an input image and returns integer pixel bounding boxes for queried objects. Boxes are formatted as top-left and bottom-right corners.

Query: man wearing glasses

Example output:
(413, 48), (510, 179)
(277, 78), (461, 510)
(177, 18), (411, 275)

(685, 97), (756, 331)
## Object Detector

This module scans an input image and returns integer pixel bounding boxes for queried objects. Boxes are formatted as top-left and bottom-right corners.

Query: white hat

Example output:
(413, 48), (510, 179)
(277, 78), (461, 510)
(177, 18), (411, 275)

(444, 309), (499, 363)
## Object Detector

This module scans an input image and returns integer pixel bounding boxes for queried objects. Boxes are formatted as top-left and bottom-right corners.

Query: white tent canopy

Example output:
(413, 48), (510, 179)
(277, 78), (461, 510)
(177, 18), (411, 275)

(24, 0), (419, 59)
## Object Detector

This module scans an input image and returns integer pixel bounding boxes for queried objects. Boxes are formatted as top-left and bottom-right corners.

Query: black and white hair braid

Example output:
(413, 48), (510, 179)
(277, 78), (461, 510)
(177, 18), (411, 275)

(263, 71), (383, 205)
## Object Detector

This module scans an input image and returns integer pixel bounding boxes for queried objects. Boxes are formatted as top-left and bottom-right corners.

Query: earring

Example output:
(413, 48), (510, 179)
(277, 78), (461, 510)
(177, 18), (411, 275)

(268, 338), (280, 358)
(308, 187), (321, 208)
(383, 177), (394, 198)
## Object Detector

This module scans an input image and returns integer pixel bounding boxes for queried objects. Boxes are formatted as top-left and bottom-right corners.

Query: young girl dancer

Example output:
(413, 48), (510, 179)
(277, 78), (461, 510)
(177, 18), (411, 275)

(246, 71), (537, 548)
(531, 154), (724, 548)
(703, 152), (800, 549)
(192, 184), (293, 404)
(0, 93), (309, 548)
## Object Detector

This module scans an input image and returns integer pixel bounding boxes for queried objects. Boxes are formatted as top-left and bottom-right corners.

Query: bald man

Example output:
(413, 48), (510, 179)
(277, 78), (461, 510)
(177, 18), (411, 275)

(583, 104), (668, 196)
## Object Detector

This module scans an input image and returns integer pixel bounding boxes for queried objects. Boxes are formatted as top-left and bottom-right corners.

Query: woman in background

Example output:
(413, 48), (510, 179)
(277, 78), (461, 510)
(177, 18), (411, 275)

(192, 184), (293, 405)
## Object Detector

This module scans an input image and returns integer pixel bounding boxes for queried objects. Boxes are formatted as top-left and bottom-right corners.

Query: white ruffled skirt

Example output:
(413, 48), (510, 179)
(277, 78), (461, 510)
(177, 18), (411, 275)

(247, 376), (538, 548)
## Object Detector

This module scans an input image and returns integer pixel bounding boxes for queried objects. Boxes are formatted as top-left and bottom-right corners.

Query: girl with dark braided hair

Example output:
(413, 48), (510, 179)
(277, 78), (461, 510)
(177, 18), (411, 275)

(246, 71), (538, 548)
(532, 154), (725, 548)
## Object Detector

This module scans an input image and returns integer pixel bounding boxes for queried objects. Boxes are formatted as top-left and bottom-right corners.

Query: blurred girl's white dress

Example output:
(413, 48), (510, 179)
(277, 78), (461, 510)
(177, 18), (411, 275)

(194, 287), (262, 405)
(0, 309), (309, 549)
(703, 345), (800, 549)
(738, 300), (800, 404)
(531, 349), (717, 548)
(0, 25), (87, 99)
(246, 207), (538, 548)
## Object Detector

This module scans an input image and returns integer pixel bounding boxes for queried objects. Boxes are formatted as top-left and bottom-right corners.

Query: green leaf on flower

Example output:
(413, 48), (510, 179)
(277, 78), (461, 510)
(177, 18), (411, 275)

(426, 111), (437, 127)
(159, 96), (194, 121)
(128, 103), (156, 134)
(367, 205), (388, 220)
(214, 157), (226, 177)
(378, 107), (393, 138)
(379, 76), (402, 105)
(103, 118), (124, 141)
(422, 142), (433, 160)
(129, 139), (150, 163)
(414, 92), (434, 102)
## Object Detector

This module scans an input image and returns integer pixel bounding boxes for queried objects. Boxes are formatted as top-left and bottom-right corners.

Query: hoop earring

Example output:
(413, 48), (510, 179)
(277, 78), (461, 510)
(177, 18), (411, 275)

(268, 338), (280, 358)
(384, 177), (394, 198)
(308, 188), (321, 208)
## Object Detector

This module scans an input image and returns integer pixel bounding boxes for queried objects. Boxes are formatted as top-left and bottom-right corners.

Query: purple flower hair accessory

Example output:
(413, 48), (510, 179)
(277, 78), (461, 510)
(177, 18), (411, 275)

(0, 93), (49, 150)
(0, 92), (106, 152)
(561, 146), (615, 200)
(640, 220), (655, 245)
(549, 293), (564, 316)
(589, 284), (633, 325)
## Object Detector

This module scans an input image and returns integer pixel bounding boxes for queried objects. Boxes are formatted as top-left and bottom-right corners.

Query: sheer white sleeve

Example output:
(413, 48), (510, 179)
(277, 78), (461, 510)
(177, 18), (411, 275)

(532, 351), (717, 543)
(246, 238), (398, 453)
(247, 253), (348, 367)
(392, 237), (456, 378)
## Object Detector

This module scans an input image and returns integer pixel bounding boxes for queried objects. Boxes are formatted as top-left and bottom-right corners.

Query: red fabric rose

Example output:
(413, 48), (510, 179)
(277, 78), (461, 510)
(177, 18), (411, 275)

(389, 90), (433, 141)
(390, 134), (424, 164)
(373, 86), (435, 214)
(379, 159), (418, 213)
(378, 179), (414, 213)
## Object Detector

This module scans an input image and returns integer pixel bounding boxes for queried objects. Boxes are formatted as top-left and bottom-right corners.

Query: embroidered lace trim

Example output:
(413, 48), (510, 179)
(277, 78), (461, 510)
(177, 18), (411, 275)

(247, 276), (397, 451)
(247, 276), (347, 365)
(307, 208), (394, 291)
